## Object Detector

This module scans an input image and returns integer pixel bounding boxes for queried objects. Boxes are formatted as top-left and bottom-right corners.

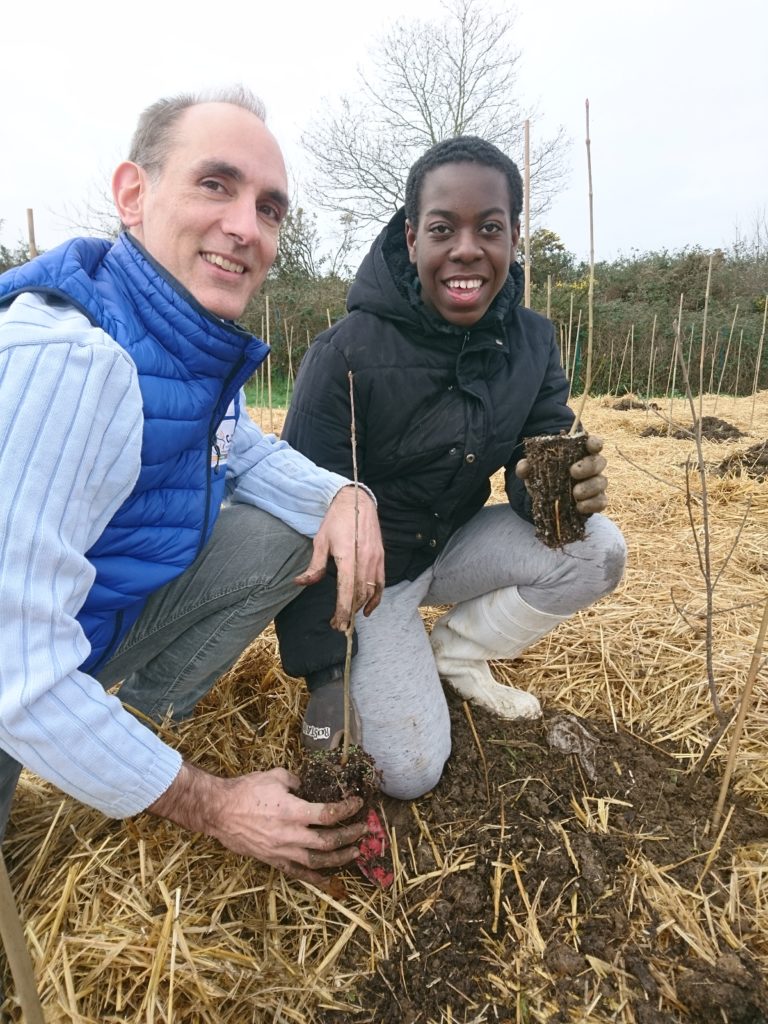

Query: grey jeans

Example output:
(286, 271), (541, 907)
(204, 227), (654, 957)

(0, 503), (312, 840)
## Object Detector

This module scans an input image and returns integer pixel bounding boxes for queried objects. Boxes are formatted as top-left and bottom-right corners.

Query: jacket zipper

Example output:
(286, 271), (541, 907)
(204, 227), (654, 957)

(197, 358), (246, 556)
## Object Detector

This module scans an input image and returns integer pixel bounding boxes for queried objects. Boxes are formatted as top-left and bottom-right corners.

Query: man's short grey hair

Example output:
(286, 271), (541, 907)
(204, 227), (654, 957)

(128, 85), (267, 178)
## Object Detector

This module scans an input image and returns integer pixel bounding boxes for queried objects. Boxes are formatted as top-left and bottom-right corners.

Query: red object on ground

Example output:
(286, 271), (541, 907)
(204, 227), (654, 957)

(355, 807), (394, 888)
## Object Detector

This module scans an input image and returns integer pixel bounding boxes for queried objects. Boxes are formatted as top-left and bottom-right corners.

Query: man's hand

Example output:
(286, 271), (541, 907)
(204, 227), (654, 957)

(294, 486), (385, 630)
(516, 434), (608, 515)
(148, 763), (367, 887)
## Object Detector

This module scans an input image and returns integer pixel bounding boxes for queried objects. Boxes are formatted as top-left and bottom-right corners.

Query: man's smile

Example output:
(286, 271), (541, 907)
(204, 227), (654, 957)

(201, 252), (247, 275)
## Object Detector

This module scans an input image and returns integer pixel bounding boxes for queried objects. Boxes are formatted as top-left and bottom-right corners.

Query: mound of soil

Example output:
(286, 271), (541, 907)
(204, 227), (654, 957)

(715, 440), (768, 482)
(641, 417), (746, 443)
(319, 694), (768, 1024)
(612, 397), (658, 411)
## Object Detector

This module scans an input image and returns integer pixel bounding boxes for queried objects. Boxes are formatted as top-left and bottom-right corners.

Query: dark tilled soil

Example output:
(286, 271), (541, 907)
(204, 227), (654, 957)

(716, 440), (768, 481)
(612, 397), (659, 411)
(523, 432), (591, 547)
(319, 694), (768, 1024)
(641, 416), (746, 442)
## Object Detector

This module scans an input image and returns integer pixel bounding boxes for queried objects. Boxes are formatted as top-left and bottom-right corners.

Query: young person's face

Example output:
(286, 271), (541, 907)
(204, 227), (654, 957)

(114, 103), (289, 320)
(405, 162), (519, 327)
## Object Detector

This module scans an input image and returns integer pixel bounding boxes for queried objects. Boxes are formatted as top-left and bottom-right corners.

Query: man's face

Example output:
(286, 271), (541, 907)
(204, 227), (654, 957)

(124, 103), (288, 320)
(405, 162), (519, 327)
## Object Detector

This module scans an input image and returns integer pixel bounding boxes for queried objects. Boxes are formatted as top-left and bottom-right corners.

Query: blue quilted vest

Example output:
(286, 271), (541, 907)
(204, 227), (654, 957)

(0, 234), (269, 672)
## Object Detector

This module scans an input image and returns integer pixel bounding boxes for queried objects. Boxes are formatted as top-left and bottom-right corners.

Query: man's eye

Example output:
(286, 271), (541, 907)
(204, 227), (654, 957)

(259, 204), (282, 223)
(201, 179), (225, 193)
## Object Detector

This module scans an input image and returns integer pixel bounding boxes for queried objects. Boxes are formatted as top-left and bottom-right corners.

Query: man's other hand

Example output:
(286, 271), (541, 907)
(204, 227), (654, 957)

(294, 486), (385, 630)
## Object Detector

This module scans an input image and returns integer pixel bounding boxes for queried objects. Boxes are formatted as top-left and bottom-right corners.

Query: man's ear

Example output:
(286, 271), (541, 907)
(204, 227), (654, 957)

(405, 219), (417, 265)
(112, 162), (146, 230)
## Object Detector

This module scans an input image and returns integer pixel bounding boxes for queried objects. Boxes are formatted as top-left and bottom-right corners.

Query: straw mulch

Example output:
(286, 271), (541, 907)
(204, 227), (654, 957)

(2, 393), (768, 1023)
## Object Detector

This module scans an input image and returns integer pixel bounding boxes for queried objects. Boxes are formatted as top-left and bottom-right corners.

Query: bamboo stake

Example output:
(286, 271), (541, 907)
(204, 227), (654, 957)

(567, 309), (582, 402)
(645, 314), (657, 403)
(669, 296), (684, 433)
(708, 328), (721, 395)
(26, 209), (38, 259)
(615, 328), (631, 398)
(749, 295), (767, 428)
(571, 99), (594, 433)
(265, 296), (273, 433)
(0, 850), (45, 1024)
(699, 254), (713, 414)
(607, 334), (615, 396)
(523, 120), (531, 309)
(566, 294), (574, 382)
(714, 305), (738, 413)
(341, 371), (359, 766)
(711, 595), (768, 831)
(629, 323), (635, 397)
(734, 328), (744, 400)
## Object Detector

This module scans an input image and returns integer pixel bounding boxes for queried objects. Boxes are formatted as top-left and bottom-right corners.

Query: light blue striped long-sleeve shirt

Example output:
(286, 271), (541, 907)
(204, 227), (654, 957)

(0, 293), (352, 817)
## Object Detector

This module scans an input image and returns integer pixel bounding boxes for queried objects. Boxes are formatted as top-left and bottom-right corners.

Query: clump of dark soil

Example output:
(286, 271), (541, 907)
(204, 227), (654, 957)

(319, 694), (768, 1024)
(523, 431), (591, 547)
(612, 397), (659, 411)
(641, 416), (746, 442)
(297, 746), (379, 805)
(715, 440), (768, 481)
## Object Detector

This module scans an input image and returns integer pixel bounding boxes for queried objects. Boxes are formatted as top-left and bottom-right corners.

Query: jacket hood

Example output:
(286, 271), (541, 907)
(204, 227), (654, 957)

(347, 208), (525, 340)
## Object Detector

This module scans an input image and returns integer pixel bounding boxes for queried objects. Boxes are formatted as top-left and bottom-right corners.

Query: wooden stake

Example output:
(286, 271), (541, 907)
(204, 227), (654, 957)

(546, 274), (552, 320)
(734, 328), (744, 400)
(0, 850), (45, 1024)
(265, 296), (273, 433)
(523, 120), (531, 309)
(645, 314), (657, 403)
(699, 254), (713, 416)
(341, 371), (359, 766)
(715, 305), (739, 413)
(669, 296), (684, 433)
(749, 295), (767, 428)
(711, 595), (768, 831)
(26, 209), (38, 259)
(571, 99), (594, 433)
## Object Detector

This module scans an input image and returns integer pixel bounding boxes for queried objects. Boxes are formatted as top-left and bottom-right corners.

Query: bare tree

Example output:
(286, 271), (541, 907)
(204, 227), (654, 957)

(302, 0), (568, 230)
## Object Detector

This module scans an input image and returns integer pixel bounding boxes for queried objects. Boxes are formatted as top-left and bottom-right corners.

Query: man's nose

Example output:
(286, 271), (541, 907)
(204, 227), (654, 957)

(222, 196), (260, 247)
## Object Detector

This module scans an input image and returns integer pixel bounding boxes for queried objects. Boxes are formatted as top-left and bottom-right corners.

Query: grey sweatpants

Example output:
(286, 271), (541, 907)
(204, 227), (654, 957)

(348, 505), (626, 800)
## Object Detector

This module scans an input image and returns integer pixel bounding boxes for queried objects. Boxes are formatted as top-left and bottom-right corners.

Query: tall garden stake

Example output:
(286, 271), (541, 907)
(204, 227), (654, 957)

(341, 371), (359, 766)
(711, 595), (768, 831)
(0, 849), (44, 1023)
(571, 98), (594, 432)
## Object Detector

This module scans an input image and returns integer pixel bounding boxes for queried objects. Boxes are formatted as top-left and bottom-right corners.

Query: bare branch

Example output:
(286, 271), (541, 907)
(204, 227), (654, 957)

(302, 0), (569, 226)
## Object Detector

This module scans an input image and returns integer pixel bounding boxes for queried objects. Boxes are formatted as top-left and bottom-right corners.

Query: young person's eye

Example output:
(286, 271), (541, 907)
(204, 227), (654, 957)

(428, 223), (451, 236)
(481, 222), (503, 234)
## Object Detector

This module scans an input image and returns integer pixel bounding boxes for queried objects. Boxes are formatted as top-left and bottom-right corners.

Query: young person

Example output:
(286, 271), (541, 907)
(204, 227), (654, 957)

(276, 136), (626, 800)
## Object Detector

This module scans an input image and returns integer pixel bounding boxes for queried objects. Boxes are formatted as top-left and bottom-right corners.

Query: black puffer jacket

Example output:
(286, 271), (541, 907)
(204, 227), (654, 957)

(277, 209), (573, 676)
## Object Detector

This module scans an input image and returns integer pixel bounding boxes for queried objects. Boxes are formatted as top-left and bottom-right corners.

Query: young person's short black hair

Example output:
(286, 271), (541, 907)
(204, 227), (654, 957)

(404, 136), (523, 227)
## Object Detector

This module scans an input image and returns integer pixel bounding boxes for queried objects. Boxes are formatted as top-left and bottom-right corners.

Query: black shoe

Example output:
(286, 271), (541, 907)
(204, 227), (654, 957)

(301, 676), (361, 750)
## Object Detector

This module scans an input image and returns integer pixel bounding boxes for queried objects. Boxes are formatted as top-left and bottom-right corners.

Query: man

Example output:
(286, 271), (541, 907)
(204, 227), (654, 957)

(0, 87), (384, 886)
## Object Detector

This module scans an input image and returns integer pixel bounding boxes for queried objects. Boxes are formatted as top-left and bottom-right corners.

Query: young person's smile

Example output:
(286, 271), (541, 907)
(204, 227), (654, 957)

(405, 162), (519, 327)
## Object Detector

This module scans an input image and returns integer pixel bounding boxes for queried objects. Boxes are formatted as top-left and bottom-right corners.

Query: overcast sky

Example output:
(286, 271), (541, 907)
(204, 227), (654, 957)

(2, 0), (766, 264)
